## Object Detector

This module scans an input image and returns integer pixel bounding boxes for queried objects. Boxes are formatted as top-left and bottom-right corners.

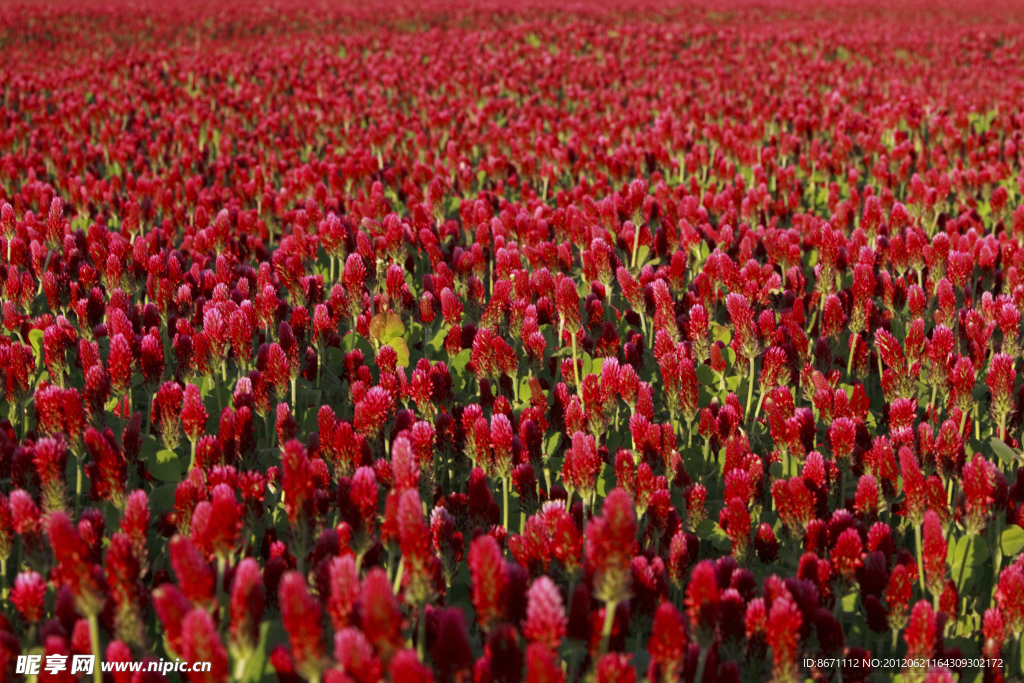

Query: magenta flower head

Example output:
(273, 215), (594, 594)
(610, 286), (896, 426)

(987, 353), (1016, 437)
(229, 558), (265, 658)
(181, 608), (230, 683)
(45, 511), (105, 617)
(10, 570), (47, 623)
(278, 571), (325, 680)
(995, 564), (1024, 638)
(767, 592), (802, 683)
(904, 601), (937, 671)
(647, 601), (687, 683)
(725, 292), (758, 360)
(153, 380), (184, 451)
(556, 277), (581, 335)
(397, 489), (434, 606)
(359, 567), (403, 663)
(586, 489), (637, 608)
(685, 560), (720, 649)
(34, 436), (68, 513)
(169, 535), (214, 607)
(281, 439), (315, 528)
(899, 447), (926, 527)
(523, 576), (567, 653)
(962, 453), (996, 535)
(108, 333), (133, 396)
(181, 383), (208, 445)
(470, 534), (508, 634)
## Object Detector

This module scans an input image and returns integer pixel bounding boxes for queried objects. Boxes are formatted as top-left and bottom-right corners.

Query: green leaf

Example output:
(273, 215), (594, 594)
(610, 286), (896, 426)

(707, 522), (731, 551)
(695, 364), (716, 386)
(150, 483), (177, 516)
(369, 311), (405, 343)
(148, 449), (184, 483)
(428, 326), (448, 352)
(28, 328), (44, 363)
(990, 436), (1020, 465)
(711, 323), (732, 346)
(450, 348), (471, 376)
(385, 337), (410, 368)
(636, 245), (650, 266)
(694, 519), (716, 539)
(139, 436), (162, 462)
(1002, 525), (1024, 556)
(950, 534), (990, 591)
(544, 432), (562, 457)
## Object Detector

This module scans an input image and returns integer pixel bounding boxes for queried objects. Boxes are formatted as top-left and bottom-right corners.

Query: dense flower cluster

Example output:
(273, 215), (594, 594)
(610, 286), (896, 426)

(2, 0), (1024, 682)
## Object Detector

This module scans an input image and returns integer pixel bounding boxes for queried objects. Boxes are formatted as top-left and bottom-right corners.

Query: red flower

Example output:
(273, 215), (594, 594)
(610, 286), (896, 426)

(685, 560), (719, 648)
(354, 386), (392, 441)
(181, 383), (208, 444)
(556, 277), (581, 335)
(585, 489), (636, 606)
(334, 628), (382, 683)
(45, 511), (106, 617)
(108, 333), (133, 396)
(153, 381), (184, 451)
(767, 592), (802, 683)
(904, 600), (936, 664)
(390, 649), (434, 683)
(180, 608), (230, 683)
(328, 555), (360, 630)
(169, 535), (214, 606)
(523, 576), (566, 652)
(595, 653), (635, 683)
(33, 436), (68, 513)
(900, 447), (926, 527)
(229, 558), (265, 656)
(831, 527), (865, 582)
(563, 431), (601, 507)
(525, 642), (564, 683)
(278, 571), (325, 680)
(281, 439), (315, 527)
(397, 489), (434, 605)
(359, 568), (403, 663)
(995, 564), (1024, 638)
(647, 601), (687, 683)
(470, 534), (508, 633)
(10, 571), (46, 623)
(962, 453), (996, 535)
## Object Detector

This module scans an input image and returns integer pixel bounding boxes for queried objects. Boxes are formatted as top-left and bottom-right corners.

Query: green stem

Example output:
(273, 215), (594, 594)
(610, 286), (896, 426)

(915, 523), (926, 595)
(502, 477), (510, 531)
(417, 606), (427, 662)
(392, 558), (404, 595)
(694, 646), (709, 683)
(35, 250), (52, 296)
(600, 600), (618, 656)
(233, 655), (250, 682)
(745, 356), (756, 421)
(88, 614), (103, 683)
(630, 219), (641, 269)
(216, 554), (227, 618)
(75, 457), (82, 513)
(847, 333), (857, 378)
(570, 333), (581, 399)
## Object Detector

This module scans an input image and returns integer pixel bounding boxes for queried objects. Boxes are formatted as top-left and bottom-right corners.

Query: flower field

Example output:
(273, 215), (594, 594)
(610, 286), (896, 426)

(3, 0), (1024, 681)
